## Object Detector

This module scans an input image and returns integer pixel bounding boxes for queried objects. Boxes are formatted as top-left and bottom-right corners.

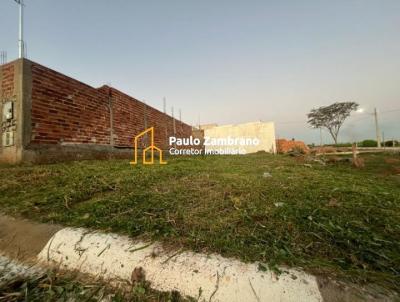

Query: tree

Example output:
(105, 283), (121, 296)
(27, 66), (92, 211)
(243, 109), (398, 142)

(307, 102), (359, 145)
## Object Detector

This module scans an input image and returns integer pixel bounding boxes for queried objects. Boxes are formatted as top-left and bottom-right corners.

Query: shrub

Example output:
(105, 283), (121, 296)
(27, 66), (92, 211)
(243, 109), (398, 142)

(360, 139), (377, 147)
(383, 140), (399, 147)
(334, 143), (352, 147)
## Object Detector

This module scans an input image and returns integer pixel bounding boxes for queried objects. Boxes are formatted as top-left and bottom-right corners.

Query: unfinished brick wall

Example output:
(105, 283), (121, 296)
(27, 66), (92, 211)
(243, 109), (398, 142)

(276, 139), (309, 154)
(28, 60), (191, 150)
(0, 61), (18, 163)
(31, 63), (111, 145)
(1, 63), (15, 98)
(107, 87), (191, 149)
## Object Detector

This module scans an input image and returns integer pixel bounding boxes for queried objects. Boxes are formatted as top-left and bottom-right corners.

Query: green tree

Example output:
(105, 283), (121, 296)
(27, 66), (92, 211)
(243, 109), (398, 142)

(307, 102), (359, 144)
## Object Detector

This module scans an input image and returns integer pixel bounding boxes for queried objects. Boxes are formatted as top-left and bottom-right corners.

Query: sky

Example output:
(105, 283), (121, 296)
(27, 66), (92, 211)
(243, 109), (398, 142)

(0, 0), (399, 144)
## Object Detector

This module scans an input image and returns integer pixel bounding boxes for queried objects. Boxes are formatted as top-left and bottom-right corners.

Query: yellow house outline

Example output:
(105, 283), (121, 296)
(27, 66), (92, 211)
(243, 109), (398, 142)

(130, 127), (167, 165)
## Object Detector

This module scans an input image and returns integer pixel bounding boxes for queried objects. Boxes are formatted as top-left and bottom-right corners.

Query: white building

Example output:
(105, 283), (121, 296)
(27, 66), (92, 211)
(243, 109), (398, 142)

(203, 121), (276, 154)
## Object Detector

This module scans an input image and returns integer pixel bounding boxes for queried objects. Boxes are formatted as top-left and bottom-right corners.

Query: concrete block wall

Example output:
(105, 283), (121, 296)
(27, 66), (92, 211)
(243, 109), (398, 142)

(0, 58), (192, 163)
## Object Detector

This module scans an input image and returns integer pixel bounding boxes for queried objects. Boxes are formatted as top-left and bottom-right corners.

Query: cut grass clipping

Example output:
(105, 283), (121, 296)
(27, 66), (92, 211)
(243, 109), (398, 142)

(0, 152), (399, 292)
(0, 269), (190, 302)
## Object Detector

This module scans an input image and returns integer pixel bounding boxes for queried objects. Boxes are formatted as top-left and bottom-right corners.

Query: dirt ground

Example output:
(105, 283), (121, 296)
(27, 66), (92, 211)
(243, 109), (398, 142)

(0, 215), (61, 261)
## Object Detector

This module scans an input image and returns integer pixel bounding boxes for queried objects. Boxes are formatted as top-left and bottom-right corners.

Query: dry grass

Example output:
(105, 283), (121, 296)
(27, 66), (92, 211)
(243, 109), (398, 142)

(0, 269), (190, 301)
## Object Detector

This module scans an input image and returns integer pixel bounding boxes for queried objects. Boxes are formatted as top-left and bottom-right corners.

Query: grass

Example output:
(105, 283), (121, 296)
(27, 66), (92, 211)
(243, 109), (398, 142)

(0, 152), (399, 291)
(0, 269), (191, 301)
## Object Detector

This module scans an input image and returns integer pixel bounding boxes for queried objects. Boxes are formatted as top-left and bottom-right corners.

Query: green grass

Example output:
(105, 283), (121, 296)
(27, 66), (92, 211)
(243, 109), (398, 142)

(0, 152), (399, 291)
(0, 269), (191, 301)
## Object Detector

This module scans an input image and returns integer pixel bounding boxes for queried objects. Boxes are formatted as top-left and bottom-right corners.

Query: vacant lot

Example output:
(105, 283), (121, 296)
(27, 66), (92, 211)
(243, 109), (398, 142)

(0, 153), (399, 291)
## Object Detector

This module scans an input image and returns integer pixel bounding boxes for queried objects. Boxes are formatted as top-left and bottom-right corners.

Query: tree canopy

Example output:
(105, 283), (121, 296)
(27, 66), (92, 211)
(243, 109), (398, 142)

(307, 102), (359, 144)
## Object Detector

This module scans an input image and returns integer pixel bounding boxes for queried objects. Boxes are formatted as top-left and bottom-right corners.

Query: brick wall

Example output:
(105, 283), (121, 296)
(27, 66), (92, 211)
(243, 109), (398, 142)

(108, 87), (190, 148)
(0, 61), (19, 164)
(31, 63), (111, 145)
(1, 62), (15, 98)
(29, 61), (192, 149)
(276, 139), (309, 154)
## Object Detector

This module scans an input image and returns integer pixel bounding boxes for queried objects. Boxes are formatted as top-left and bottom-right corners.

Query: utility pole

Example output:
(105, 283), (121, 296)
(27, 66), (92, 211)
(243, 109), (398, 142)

(0, 51), (7, 64)
(163, 97), (166, 114)
(143, 101), (148, 147)
(171, 106), (176, 147)
(374, 108), (381, 148)
(108, 88), (114, 147)
(143, 101), (147, 130)
(163, 97), (167, 147)
(14, 0), (25, 58)
(171, 106), (176, 137)
(319, 128), (323, 147)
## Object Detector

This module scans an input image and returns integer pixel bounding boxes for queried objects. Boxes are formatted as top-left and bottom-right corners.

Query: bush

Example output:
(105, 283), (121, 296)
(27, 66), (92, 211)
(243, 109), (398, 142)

(333, 143), (352, 147)
(360, 139), (377, 147)
(383, 140), (399, 147)
(323, 143), (352, 148)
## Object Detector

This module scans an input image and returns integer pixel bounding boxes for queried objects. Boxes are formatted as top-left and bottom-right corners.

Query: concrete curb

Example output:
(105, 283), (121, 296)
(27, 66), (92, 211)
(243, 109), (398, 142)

(0, 215), (397, 302)
(38, 227), (323, 302)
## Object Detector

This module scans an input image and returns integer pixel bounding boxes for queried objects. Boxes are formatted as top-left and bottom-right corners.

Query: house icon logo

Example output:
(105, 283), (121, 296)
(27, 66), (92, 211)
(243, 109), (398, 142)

(130, 127), (167, 165)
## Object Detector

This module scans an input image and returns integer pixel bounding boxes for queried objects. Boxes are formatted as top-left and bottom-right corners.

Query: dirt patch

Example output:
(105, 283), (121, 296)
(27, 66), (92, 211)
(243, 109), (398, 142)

(384, 158), (400, 164)
(0, 215), (61, 261)
(317, 276), (398, 302)
(392, 166), (400, 175)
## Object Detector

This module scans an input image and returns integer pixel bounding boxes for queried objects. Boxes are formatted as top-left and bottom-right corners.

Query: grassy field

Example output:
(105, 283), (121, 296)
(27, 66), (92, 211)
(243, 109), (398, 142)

(0, 152), (399, 291)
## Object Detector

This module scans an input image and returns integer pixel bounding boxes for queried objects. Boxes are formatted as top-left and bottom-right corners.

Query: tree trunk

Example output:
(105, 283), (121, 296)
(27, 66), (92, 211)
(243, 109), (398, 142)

(327, 128), (338, 145)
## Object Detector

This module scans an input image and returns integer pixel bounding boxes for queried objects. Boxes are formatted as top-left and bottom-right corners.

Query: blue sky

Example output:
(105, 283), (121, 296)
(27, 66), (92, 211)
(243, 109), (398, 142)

(1, 0), (399, 143)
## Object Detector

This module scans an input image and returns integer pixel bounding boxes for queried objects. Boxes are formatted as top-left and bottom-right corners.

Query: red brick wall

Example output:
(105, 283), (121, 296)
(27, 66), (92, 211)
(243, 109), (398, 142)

(29, 61), (192, 149)
(108, 87), (191, 148)
(276, 139), (309, 154)
(1, 62), (15, 98)
(31, 63), (111, 145)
